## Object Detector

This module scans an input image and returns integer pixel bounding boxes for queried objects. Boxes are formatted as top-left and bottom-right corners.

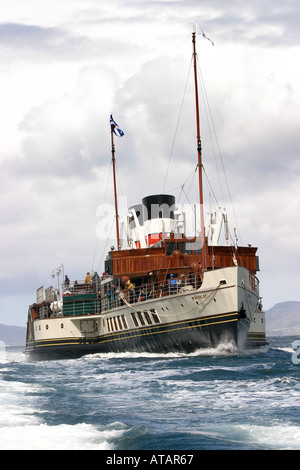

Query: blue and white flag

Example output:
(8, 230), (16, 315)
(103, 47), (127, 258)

(194, 22), (214, 46)
(110, 114), (124, 137)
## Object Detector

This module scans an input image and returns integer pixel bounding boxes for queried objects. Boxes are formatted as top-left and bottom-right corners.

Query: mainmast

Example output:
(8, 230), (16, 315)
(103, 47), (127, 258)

(192, 31), (207, 271)
(111, 126), (121, 250)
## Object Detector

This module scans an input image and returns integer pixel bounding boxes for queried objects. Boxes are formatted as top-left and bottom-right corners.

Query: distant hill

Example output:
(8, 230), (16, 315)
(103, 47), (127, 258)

(0, 323), (27, 347)
(266, 301), (300, 336)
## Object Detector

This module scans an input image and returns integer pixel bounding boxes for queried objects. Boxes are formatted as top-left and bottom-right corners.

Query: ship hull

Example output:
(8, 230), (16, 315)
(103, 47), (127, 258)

(25, 313), (248, 361)
(245, 309), (268, 348)
(26, 311), (247, 360)
(25, 266), (259, 361)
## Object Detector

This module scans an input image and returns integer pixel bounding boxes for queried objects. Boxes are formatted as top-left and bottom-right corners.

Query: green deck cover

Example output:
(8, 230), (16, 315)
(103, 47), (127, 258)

(63, 293), (98, 316)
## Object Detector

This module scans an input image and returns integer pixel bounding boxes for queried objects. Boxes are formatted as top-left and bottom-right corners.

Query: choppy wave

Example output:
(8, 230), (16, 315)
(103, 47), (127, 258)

(0, 336), (299, 450)
(0, 421), (134, 450)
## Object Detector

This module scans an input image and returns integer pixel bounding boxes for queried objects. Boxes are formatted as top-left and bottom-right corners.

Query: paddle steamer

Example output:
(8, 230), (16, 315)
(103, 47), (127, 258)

(25, 31), (267, 360)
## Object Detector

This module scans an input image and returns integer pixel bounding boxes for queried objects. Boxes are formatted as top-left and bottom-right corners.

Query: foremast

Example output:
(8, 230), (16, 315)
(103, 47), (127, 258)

(111, 128), (120, 250)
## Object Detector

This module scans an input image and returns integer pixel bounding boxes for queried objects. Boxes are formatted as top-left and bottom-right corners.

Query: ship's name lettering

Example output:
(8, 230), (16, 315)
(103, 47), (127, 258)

(192, 294), (207, 300)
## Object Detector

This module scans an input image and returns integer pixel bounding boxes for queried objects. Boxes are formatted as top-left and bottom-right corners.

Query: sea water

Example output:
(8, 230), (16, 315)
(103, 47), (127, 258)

(0, 336), (299, 451)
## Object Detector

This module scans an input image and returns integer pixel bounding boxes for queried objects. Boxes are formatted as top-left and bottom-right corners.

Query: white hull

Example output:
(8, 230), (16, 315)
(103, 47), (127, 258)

(26, 266), (260, 359)
(245, 310), (268, 348)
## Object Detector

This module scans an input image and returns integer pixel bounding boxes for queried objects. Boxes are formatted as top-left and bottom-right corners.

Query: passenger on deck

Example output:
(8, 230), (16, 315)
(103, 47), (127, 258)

(85, 272), (92, 284)
(92, 272), (100, 291)
(169, 274), (177, 294)
(64, 275), (70, 290)
(138, 287), (146, 302)
(126, 280), (134, 303)
(107, 286), (115, 309)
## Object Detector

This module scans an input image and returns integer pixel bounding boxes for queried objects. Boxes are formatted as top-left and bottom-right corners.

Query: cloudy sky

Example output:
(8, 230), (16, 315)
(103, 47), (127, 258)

(1, 0), (299, 327)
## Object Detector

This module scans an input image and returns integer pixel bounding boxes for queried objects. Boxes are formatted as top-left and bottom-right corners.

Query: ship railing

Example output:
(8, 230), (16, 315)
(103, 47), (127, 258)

(62, 279), (99, 295)
(61, 274), (203, 314)
(100, 273), (203, 313)
(249, 272), (259, 295)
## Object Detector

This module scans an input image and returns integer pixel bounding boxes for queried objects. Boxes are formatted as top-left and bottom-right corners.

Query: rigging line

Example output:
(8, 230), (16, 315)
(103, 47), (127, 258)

(196, 57), (242, 243)
(115, 158), (125, 204)
(92, 161), (113, 271)
(165, 166), (197, 203)
(196, 55), (225, 207)
(112, 157), (125, 246)
(179, 173), (196, 207)
(162, 55), (193, 194)
(202, 165), (238, 258)
(202, 164), (239, 257)
(179, 169), (203, 238)
(96, 216), (116, 275)
(176, 168), (197, 205)
(202, 165), (220, 209)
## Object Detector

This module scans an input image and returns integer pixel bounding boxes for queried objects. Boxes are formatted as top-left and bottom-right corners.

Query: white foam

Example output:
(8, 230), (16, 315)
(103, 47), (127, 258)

(82, 341), (238, 362)
(191, 341), (238, 357)
(0, 379), (50, 427)
(0, 422), (128, 450)
(275, 346), (295, 354)
(232, 424), (300, 450)
(189, 423), (300, 449)
(0, 370), (130, 450)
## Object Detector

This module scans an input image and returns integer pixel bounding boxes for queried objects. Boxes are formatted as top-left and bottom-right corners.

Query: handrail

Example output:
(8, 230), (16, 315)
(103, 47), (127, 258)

(62, 279), (97, 295)
(62, 274), (203, 313)
(249, 272), (259, 294)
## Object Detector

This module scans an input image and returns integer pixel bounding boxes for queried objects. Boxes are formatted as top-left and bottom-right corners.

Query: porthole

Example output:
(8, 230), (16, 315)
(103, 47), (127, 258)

(61, 324), (64, 329)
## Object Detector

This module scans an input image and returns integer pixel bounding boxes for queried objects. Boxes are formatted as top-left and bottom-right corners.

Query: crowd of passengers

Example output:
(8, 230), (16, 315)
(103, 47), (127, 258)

(63, 271), (201, 308)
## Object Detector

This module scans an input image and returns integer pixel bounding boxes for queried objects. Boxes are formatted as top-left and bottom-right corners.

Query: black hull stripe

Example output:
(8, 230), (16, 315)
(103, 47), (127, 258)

(99, 316), (238, 346)
(27, 311), (239, 351)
